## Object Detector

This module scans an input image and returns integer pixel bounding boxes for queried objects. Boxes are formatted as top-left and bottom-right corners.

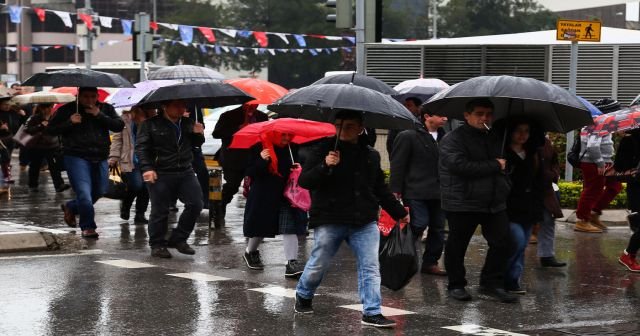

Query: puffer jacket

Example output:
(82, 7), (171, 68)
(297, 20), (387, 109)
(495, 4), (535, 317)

(299, 138), (407, 229)
(135, 114), (205, 173)
(439, 123), (511, 213)
(47, 101), (124, 161)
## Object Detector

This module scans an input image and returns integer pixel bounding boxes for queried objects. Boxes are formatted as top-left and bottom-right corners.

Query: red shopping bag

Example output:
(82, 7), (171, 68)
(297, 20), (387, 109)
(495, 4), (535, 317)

(378, 208), (409, 237)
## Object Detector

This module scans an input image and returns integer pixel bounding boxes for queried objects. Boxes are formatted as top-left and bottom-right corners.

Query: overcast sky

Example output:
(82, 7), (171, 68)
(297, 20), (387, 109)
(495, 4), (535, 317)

(536, 0), (632, 12)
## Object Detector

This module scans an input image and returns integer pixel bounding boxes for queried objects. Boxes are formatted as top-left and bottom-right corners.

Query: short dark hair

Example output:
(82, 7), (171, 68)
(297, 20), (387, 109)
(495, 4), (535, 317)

(335, 109), (363, 124)
(465, 98), (494, 113)
(405, 97), (422, 106)
(78, 87), (98, 94)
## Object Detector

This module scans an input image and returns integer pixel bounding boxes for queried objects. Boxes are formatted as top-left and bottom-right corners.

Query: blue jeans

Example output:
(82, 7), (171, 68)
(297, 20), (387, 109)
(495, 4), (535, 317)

(404, 199), (445, 266)
(296, 222), (382, 316)
(505, 222), (533, 290)
(64, 156), (108, 230)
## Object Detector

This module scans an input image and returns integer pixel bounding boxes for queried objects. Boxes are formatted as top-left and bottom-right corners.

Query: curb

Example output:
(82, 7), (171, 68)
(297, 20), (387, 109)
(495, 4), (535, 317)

(0, 231), (49, 253)
(0, 221), (86, 253)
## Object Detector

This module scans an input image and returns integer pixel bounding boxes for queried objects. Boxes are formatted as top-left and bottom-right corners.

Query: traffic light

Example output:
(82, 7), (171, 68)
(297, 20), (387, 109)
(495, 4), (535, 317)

(326, 0), (353, 29)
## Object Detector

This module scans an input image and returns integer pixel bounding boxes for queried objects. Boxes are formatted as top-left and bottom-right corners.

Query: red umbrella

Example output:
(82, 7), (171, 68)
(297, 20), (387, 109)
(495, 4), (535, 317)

(50, 87), (111, 102)
(586, 106), (640, 135)
(229, 118), (335, 149)
(225, 78), (288, 105)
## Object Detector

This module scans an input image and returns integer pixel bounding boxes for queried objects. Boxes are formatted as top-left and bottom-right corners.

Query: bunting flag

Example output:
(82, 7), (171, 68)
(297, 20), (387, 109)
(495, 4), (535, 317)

(78, 13), (93, 30)
(293, 34), (306, 47)
(150, 21), (158, 31)
(179, 25), (194, 43)
(198, 27), (216, 43)
(159, 22), (178, 30)
(218, 29), (237, 38)
(9, 6), (22, 23)
(237, 30), (252, 38)
(99, 16), (113, 28)
(253, 31), (268, 47)
(33, 8), (46, 22)
(52, 10), (72, 28)
(121, 19), (132, 35)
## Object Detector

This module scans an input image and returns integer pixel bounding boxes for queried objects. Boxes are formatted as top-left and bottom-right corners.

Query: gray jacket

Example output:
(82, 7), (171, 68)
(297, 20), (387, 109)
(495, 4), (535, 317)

(580, 129), (614, 168)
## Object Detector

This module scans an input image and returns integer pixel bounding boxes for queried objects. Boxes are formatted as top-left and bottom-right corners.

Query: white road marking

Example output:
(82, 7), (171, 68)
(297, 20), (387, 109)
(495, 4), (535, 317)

(338, 304), (416, 316)
(442, 324), (528, 336)
(95, 259), (156, 268)
(0, 249), (105, 260)
(0, 220), (70, 234)
(167, 272), (230, 282)
(249, 286), (297, 298)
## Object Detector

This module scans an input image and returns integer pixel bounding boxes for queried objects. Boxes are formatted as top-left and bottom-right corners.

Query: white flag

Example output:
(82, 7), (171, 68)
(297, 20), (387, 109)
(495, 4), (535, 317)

(159, 23), (178, 30)
(53, 11), (72, 28)
(218, 29), (237, 38)
(99, 16), (113, 28)
(273, 33), (289, 44)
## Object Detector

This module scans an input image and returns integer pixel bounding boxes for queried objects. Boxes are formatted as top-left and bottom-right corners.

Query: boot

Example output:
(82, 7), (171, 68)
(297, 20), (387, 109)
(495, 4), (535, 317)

(574, 220), (603, 233)
(1, 164), (14, 184)
(619, 250), (640, 272)
(590, 211), (607, 231)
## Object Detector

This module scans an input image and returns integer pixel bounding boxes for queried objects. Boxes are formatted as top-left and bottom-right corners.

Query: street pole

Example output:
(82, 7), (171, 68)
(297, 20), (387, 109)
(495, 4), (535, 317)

(564, 40), (578, 181)
(152, 0), (157, 63)
(432, 0), (438, 39)
(355, 0), (365, 74)
(84, 0), (93, 69)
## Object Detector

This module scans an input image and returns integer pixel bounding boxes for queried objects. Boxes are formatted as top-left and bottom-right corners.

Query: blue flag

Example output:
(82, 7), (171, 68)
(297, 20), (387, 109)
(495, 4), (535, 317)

(199, 44), (207, 53)
(237, 30), (252, 38)
(179, 25), (193, 44)
(293, 34), (306, 47)
(121, 19), (132, 36)
(9, 6), (22, 24)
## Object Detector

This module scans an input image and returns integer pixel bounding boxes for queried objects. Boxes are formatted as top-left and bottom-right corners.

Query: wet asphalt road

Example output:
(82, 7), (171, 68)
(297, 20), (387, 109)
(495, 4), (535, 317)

(1, 168), (640, 336)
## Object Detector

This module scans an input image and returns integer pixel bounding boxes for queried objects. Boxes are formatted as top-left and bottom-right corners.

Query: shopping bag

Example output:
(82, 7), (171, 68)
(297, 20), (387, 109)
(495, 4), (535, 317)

(379, 222), (418, 291)
(12, 124), (35, 147)
(378, 208), (409, 236)
(103, 166), (127, 200)
(284, 166), (311, 211)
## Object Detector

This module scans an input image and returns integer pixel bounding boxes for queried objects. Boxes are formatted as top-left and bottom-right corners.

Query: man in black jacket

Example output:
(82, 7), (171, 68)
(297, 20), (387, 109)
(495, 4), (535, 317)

(48, 87), (124, 238)
(386, 97), (421, 158)
(390, 108), (447, 276)
(136, 99), (205, 258)
(439, 98), (516, 303)
(294, 110), (409, 328)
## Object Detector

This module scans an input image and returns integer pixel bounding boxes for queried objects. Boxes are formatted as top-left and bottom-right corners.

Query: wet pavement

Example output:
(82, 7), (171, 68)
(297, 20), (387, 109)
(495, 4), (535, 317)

(2, 167), (640, 335)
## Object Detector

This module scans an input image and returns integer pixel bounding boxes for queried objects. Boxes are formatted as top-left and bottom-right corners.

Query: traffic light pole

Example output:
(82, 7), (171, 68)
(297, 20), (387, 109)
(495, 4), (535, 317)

(84, 0), (93, 69)
(355, 0), (365, 74)
(564, 40), (579, 181)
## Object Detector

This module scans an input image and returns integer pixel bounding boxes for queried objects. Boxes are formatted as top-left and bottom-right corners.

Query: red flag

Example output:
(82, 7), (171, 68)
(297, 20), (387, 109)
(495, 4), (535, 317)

(20, 46), (31, 52)
(78, 13), (93, 30)
(150, 21), (158, 31)
(253, 31), (268, 47)
(198, 27), (216, 43)
(34, 8), (46, 22)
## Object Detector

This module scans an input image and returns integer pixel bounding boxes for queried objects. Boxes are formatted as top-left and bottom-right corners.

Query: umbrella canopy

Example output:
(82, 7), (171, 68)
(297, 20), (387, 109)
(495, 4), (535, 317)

(50, 87), (112, 102)
(22, 68), (134, 88)
(11, 91), (76, 105)
(586, 106), (640, 135)
(393, 78), (449, 102)
(423, 75), (592, 133)
(577, 96), (603, 117)
(137, 81), (254, 109)
(147, 65), (225, 82)
(229, 118), (336, 149)
(225, 78), (288, 105)
(268, 84), (419, 130)
(107, 80), (181, 108)
(312, 73), (397, 95)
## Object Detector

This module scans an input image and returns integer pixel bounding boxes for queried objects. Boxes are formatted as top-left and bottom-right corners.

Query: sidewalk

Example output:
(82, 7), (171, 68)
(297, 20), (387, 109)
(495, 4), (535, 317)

(0, 221), (85, 253)
(559, 209), (630, 226)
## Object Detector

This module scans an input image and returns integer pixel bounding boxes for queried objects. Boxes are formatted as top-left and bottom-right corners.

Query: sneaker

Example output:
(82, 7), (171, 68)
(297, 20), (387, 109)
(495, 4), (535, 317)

(60, 204), (76, 228)
(151, 246), (172, 258)
(285, 260), (305, 279)
(134, 215), (149, 224)
(81, 229), (99, 239)
(590, 211), (608, 231)
(168, 241), (195, 255)
(294, 293), (313, 314)
(361, 314), (396, 328)
(55, 184), (71, 193)
(243, 250), (264, 270)
(447, 288), (472, 301)
(421, 264), (447, 276)
(478, 286), (518, 303)
(574, 220), (603, 233)
(619, 250), (640, 272)
(540, 256), (567, 267)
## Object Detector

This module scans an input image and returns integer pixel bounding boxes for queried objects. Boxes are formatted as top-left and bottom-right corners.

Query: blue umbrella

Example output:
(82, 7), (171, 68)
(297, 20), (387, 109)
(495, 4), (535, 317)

(578, 96), (602, 117)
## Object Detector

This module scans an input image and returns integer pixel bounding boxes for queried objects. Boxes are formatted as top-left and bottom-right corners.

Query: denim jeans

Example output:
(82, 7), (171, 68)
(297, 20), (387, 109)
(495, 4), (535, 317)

(64, 156), (108, 230)
(404, 199), (445, 266)
(296, 222), (382, 316)
(505, 222), (534, 290)
(537, 209), (556, 258)
(147, 170), (203, 247)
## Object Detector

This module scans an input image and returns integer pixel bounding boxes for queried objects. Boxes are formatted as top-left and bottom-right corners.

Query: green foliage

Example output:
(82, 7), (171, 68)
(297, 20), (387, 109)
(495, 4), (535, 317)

(558, 181), (627, 209)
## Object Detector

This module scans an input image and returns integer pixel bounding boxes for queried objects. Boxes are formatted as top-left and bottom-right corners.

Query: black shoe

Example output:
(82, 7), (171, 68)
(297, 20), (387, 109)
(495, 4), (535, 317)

(120, 201), (130, 220)
(506, 286), (527, 295)
(243, 250), (264, 270)
(55, 184), (70, 193)
(540, 256), (567, 267)
(294, 293), (313, 314)
(361, 314), (396, 328)
(448, 288), (472, 301)
(285, 260), (305, 279)
(151, 246), (172, 258)
(168, 241), (195, 255)
(479, 286), (518, 303)
(134, 215), (149, 224)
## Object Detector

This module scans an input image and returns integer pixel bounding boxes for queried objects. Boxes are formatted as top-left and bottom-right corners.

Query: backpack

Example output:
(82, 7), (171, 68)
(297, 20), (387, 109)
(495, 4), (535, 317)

(567, 132), (585, 168)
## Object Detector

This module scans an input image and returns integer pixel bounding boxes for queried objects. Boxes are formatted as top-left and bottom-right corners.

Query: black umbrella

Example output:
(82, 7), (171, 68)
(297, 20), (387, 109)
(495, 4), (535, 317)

(423, 75), (592, 133)
(137, 81), (254, 109)
(311, 73), (398, 95)
(22, 68), (134, 88)
(268, 84), (419, 130)
(147, 65), (225, 82)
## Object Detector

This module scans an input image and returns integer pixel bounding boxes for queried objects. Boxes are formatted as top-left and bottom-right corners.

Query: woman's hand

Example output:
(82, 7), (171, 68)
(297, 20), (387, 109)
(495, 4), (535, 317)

(260, 149), (271, 161)
(291, 163), (301, 171)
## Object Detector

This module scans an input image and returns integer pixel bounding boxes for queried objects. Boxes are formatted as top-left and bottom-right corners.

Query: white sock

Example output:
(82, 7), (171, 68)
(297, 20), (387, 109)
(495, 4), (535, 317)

(282, 234), (298, 261)
(246, 237), (264, 253)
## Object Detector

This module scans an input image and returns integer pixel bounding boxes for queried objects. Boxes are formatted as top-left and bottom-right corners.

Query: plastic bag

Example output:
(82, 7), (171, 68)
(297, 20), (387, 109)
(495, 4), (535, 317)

(378, 208), (408, 236)
(283, 166), (311, 211)
(103, 166), (127, 200)
(379, 222), (417, 291)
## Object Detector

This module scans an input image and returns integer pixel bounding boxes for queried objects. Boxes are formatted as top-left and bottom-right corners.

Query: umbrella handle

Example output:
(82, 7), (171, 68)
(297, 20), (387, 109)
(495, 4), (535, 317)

(288, 144), (295, 164)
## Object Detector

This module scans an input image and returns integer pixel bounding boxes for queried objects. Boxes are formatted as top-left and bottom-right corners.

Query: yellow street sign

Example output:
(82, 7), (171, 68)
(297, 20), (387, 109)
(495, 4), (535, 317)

(556, 19), (601, 42)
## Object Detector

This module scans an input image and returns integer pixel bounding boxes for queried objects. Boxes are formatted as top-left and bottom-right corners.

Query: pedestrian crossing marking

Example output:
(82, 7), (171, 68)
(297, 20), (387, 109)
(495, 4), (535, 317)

(338, 304), (416, 316)
(0, 249), (105, 260)
(442, 324), (528, 336)
(95, 259), (156, 269)
(167, 272), (230, 282)
(249, 286), (297, 298)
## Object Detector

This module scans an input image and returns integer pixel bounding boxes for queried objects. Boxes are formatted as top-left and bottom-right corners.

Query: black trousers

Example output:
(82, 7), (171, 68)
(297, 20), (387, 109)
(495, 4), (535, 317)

(221, 168), (245, 206)
(444, 211), (513, 290)
(626, 181), (640, 254)
(28, 148), (64, 189)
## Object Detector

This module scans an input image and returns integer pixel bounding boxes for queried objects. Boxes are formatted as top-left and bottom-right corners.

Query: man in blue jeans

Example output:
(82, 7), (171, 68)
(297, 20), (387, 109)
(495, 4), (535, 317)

(135, 99), (205, 258)
(48, 87), (124, 238)
(295, 110), (409, 328)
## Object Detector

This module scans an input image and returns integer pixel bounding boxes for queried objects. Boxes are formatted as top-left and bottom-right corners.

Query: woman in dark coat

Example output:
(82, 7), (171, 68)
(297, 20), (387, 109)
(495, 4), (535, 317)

(0, 96), (26, 183)
(503, 118), (545, 293)
(615, 129), (640, 272)
(243, 131), (307, 278)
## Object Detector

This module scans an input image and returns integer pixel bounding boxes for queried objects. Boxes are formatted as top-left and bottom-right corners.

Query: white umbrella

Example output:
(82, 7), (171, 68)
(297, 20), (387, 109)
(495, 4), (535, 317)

(394, 78), (450, 102)
(11, 91), (76, 104)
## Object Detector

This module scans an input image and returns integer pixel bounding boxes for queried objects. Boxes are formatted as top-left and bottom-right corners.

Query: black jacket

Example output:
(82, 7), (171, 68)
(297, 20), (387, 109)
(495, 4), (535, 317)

(47, 102), (124, 161)
(25, 113), (60, 149)
(505, 148), (544, 225)
(0, 109), (25, 142)
(299, 138), (407, 228)
(136, 115), (205, 173)
(614, 132), (640, 171)
(439, 124), (511, 213)
(390, 127), (445, 200)
(211, 106), (268, 170)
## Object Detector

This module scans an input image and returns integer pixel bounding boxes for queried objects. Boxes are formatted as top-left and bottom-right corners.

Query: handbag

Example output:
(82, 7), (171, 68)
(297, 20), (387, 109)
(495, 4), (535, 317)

(103, 166), (128, 199)
(12, 124), (35, 147)
(604, 165), (637, 182)
(283, 166), (311, 211)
